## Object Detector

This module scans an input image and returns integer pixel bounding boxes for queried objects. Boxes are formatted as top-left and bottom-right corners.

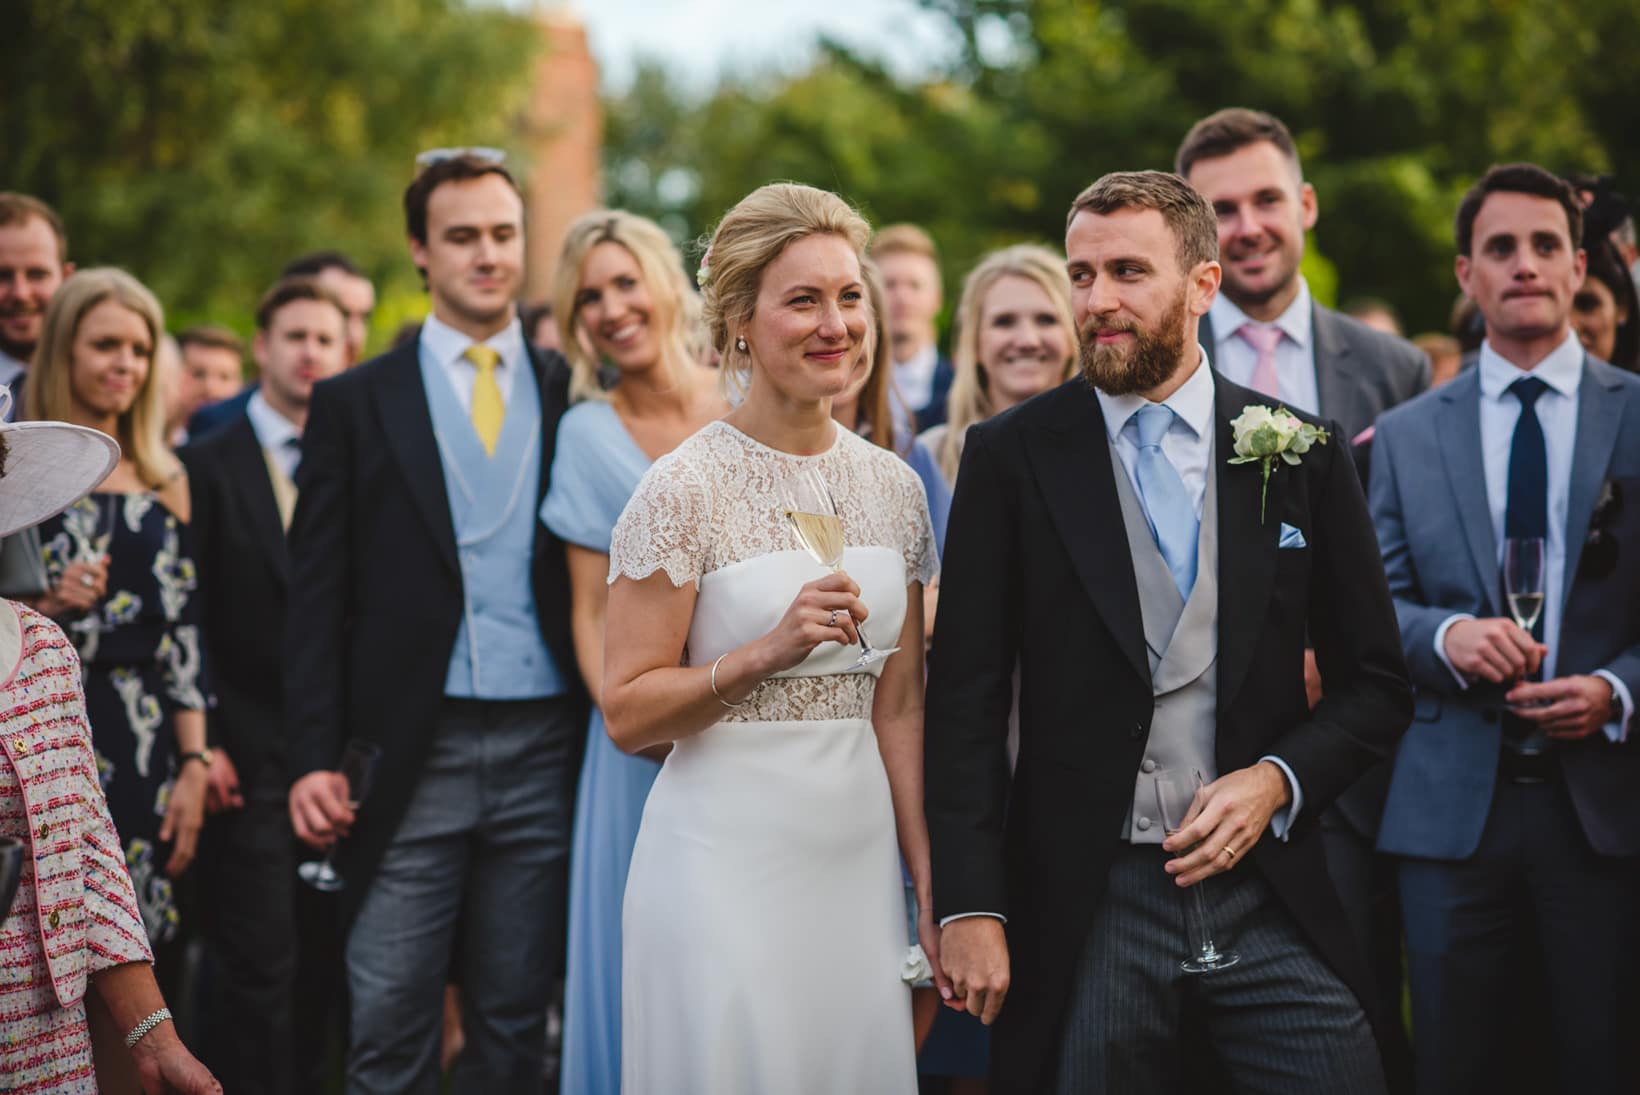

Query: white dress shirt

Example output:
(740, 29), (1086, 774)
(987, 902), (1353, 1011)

(246, 390), (304, 480)
(0, 349), (24, 416)
(894, 343), (939, 414)
(1432, 333), (1633, 740)
(419, 311), (526, 413)
(1209, 277), (1320, 416)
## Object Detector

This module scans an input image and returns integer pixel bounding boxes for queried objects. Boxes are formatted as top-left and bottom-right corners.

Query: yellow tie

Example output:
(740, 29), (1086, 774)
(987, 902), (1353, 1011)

(464, 344), (505, 456)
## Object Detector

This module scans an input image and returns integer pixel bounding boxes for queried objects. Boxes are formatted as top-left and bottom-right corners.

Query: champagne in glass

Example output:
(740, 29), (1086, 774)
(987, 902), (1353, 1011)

(1154, 772), (1241, 975)
(781, 466), (898, 669)
(1503, 537), (1546, 634)
(298, 739), (384, 893)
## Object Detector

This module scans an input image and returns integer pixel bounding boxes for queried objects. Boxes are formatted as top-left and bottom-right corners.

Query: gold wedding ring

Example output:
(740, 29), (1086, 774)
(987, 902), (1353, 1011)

(1222, 844), (1238, 860)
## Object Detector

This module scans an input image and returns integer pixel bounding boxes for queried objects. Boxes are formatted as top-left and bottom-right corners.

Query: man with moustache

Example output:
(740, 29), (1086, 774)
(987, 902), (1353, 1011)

(927, 170), (1411, 1093)
(284, 152), (582, 1093)
(0, 193), (74, 416)
(1370, 164), (1640, 1094)
(182, 277), (349, 1095)
(1178, 112), (1430, 1082)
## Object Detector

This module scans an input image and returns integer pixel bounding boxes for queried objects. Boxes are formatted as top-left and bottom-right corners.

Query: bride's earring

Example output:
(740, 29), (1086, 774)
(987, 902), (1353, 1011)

(735, 335), (748, 354)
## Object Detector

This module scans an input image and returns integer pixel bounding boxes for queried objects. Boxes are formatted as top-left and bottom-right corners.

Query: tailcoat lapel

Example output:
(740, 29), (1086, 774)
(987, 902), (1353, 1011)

(1214, 379), (1281, 715)
(223, 417), (289, 582)
(373, 345), (460, 576)
(1023, 382), (1149, 684)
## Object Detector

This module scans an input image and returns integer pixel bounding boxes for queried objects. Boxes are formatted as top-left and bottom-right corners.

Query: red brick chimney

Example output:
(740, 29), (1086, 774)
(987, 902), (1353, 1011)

(524, 4), (603, 299)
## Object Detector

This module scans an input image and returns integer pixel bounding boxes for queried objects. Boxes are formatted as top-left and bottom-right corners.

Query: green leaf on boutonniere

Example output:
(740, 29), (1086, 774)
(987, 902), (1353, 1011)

(1227, 404), (1329, 522)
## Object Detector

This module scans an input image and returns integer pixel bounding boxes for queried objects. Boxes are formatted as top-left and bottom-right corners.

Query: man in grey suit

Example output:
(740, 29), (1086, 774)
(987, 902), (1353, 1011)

(1371, 163), (1640, 1094)
(1178, 109), (1430, 1086)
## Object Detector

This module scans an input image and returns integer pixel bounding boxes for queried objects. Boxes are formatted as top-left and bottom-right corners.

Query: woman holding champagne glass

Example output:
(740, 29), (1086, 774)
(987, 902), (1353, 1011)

(602, 183), (941, 1092)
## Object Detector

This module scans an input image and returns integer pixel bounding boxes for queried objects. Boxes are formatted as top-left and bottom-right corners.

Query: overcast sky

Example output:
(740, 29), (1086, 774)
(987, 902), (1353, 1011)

(557, 0), (961, 91)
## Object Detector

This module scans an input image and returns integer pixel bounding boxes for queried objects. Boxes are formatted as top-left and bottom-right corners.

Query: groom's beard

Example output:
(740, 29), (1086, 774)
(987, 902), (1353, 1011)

(1078, 288), (1189, 396)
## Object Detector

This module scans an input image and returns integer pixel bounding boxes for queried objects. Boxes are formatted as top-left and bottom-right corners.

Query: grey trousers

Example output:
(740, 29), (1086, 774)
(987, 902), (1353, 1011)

(345, 698), (576, 1095)
(1053, 844), (1386, 1095)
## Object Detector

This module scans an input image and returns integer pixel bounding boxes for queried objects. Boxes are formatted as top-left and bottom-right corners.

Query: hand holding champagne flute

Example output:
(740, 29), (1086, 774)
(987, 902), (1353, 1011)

(781, 467), (898, 669)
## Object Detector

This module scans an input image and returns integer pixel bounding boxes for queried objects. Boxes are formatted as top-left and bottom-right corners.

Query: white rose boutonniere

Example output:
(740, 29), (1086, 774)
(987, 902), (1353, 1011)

(1228, 404), (1329, 522)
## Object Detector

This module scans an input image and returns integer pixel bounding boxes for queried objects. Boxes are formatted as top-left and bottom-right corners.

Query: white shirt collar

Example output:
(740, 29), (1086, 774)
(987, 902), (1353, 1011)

(1477, 329), (1583, 402)
(246, 389), (302, 451)
(1209, 276), (1313, 348)
(1096, 345), (1217, 444)
(420, 310), (527, 372)
(895, 343), (938, 375)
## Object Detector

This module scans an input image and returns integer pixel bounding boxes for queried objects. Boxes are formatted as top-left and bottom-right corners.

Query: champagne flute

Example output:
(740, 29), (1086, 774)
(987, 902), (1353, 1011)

(1154, 771), (1241, 975)
(780, 466), (898, 670)
(298, 739), (384, 893)
(1, 836), (23, 916)
(1502, 537), (1546, 635)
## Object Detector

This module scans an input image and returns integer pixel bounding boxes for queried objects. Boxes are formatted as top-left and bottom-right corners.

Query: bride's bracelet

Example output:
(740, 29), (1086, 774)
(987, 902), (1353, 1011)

(710, 654), (747, 709)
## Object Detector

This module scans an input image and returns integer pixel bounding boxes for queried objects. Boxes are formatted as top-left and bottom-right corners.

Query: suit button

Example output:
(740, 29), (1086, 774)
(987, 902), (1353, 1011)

(48, 910), (60, 929)
(1141, 759), (1157, 774)
(1136, 816), (1153, 832)
(1131, 722), (1146, 740)
(1483, 709), (1499, 724)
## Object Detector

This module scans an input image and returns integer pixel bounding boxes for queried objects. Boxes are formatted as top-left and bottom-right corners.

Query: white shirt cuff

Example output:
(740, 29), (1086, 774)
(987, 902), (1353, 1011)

(939, 912), (1006, 928)
(1434, 613), (1477, 689)
(1259, 755), (1302, 841)
(1594, 670), (1634, 744)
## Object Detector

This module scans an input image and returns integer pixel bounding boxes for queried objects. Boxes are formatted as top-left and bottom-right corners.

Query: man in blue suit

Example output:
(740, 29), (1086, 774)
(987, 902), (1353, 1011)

(1371, 163), (1640, 1094)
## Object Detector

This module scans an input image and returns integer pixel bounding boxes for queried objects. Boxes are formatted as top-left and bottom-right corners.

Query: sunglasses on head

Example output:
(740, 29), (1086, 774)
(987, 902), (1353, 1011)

(414, 146), (507, 170)
(1578, 478), (1622, 580)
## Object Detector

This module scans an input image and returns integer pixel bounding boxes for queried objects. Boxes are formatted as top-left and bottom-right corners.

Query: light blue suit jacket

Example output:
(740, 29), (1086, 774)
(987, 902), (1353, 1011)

(1371, 356), (1640, 860)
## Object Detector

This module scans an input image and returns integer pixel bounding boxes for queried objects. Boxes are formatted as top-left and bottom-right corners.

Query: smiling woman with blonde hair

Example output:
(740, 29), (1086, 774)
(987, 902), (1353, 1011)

(539, 208), (726, 1093)
(601, 183), (942, 1093)
(922, 244), (1078, 485)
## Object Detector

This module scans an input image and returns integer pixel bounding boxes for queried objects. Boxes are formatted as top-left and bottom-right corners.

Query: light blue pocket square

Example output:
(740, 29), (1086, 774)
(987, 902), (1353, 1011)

(1278, 522), (1307, 549)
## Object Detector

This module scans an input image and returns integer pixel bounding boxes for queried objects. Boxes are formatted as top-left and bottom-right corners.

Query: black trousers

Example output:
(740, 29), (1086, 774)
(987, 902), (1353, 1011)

(196, 782), (298, 1095)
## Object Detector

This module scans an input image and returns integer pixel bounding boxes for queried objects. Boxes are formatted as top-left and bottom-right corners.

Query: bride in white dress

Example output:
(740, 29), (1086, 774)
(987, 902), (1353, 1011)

(603, 184), (943, 1094)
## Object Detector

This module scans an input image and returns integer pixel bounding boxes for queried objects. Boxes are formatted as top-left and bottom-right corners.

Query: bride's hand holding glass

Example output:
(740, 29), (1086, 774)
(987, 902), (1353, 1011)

(753, 572), (868, 674)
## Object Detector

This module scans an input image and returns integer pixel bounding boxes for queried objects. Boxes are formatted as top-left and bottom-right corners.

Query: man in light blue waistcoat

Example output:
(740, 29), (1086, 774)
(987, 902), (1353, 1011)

(285, 152), (584, 1095)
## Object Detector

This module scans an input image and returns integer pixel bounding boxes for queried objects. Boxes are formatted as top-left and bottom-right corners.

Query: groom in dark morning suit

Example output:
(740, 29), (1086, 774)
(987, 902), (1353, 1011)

(1370, 164), (1640, 1094)
(183, 276), (349, 1095)
(927, 171), (1412, 1094)
(285, 153), (584, 1094)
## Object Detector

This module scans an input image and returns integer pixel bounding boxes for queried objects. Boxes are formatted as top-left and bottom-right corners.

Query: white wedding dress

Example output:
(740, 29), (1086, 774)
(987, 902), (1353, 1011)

(609, 421), (936, 1095)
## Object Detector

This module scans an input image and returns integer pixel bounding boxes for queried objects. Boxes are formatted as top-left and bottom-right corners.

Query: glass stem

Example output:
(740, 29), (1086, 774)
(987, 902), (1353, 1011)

(828, 563), (873, 657)
(1186, 881), (1222, 962)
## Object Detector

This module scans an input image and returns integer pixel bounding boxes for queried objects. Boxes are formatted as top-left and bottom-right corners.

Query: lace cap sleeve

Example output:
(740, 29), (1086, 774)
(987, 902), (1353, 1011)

(608, 448), (713, 588)
(898, 465), (939, 587)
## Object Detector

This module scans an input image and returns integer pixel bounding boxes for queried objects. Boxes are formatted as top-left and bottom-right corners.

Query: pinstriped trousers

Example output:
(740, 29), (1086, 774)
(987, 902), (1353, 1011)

(1053, 845), (1386, 1095)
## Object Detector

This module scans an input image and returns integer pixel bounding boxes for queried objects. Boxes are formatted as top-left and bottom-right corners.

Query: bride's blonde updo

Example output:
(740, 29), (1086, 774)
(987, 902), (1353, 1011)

(699, 184), (872, 393)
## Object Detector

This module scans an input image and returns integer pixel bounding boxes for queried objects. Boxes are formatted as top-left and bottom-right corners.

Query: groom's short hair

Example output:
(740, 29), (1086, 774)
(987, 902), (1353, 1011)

(1067, 171), (1219, 273)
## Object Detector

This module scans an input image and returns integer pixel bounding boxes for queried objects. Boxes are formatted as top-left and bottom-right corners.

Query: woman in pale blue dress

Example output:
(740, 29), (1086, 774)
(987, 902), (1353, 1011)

(541, 210), (727, 1094)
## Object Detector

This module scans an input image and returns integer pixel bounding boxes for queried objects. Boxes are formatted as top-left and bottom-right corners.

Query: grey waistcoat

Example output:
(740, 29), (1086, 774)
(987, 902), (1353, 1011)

(1109, 441), (1220, 844)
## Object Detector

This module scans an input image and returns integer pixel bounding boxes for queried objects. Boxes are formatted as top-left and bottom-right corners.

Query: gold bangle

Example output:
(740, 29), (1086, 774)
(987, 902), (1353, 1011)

(710, 654), (746, 709)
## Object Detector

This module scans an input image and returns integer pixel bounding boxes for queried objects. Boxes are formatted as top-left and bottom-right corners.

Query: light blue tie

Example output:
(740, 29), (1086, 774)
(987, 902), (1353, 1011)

(1130, 404), (1199, 599)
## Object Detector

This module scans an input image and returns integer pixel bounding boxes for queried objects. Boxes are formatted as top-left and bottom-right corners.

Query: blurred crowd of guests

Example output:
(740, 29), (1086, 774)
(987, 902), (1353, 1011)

(1, 99), (1638, 1094)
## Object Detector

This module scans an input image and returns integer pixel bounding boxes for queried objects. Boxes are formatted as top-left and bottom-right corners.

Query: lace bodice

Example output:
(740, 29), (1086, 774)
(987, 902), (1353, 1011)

(609, 422), (937, 722)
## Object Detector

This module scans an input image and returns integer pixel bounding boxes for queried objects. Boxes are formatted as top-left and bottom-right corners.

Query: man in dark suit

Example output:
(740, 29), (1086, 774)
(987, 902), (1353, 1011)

(927, 170), (1412, 1094)
(872, 223), (956, 432)
(1178, 110), (1430, 1085)
(284, 153), (583, 1093)
(1371, 163), (1640, 1094)
(183, 276), (348, 1095)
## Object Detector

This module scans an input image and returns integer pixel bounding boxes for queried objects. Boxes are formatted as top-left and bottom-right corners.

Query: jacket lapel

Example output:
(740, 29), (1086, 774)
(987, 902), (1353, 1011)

(530, 345), (567, 509)
(224, 417), (288, 583)
(1022, 382), (1149, 684)
(1563, 356), (1625, 605)
(1434, 370), (1499, 614)
(373, 342), (459, 576)
(1214, 378), (1281, 714)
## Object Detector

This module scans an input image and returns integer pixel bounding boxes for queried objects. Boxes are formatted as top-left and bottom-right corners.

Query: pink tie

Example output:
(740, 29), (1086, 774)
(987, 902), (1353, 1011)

(1237, 323), (1283, 399)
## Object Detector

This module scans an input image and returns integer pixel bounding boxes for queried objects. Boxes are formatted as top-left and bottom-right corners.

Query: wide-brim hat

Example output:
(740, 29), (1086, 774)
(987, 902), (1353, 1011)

(0, 386), (120, 539)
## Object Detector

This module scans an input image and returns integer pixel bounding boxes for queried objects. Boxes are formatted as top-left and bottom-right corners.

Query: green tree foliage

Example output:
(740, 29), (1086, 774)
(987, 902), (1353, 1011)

(606, 0), (1638, 333)
(2, 0), (536, 338)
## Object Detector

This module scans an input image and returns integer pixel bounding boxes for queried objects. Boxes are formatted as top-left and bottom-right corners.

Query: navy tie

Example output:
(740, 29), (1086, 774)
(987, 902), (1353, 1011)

(1504, 376), (1549, 543)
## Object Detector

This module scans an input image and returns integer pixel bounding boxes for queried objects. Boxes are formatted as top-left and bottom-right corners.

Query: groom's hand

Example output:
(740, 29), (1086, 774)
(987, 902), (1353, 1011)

(1162, 762), (1291, 886)
(938, 916), (1011, 1025)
